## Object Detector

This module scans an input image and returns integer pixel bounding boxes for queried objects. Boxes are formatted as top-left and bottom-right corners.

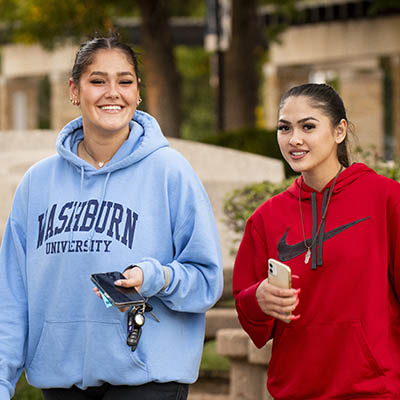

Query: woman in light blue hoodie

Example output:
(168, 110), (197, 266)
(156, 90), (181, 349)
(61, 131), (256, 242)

(0, 34), (223, 400)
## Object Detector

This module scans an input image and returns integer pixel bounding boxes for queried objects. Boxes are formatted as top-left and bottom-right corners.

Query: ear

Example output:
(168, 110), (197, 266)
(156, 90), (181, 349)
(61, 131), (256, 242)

(69, 78), (79, 99)
(335, 119), (347, 144)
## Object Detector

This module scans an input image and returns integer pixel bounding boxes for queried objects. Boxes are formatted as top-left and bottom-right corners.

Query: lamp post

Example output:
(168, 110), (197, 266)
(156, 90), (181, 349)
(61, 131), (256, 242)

(205, 0), (231, 133)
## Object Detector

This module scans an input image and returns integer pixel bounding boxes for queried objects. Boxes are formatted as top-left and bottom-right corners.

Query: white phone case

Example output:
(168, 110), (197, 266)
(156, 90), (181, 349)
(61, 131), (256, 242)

(268, 258), (292, 289)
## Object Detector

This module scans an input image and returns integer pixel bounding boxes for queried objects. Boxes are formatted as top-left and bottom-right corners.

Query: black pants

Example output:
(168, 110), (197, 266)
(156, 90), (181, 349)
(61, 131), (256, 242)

(42, 382), (189, 400)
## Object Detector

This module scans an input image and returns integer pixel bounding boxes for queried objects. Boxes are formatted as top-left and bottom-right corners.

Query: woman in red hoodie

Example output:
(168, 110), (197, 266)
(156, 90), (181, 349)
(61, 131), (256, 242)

(233, 83), (400, 399)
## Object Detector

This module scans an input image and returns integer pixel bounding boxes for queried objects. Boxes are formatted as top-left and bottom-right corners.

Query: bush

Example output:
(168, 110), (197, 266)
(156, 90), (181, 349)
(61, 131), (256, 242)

(224, 177), (296, 238)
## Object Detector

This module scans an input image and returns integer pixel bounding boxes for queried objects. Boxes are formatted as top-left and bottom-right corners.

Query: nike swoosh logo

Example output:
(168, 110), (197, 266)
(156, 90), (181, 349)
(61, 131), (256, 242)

(278, 217), (370, 261)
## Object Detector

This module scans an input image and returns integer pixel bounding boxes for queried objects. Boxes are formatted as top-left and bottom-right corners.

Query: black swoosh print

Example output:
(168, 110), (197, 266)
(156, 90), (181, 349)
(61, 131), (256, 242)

(277, 217), (370, 261)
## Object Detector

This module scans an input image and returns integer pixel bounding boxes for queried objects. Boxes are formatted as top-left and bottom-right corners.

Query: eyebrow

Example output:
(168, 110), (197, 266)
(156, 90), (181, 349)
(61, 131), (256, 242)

(278, 117), (320, 124)
(89, 71), (135, 77)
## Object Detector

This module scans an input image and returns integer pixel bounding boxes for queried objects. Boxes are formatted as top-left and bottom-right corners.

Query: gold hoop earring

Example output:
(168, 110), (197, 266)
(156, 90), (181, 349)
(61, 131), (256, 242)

(70, 97), (80, 106)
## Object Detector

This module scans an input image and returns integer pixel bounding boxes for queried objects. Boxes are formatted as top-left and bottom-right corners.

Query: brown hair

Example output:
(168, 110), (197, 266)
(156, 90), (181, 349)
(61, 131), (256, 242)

(71, 32), (140, 85)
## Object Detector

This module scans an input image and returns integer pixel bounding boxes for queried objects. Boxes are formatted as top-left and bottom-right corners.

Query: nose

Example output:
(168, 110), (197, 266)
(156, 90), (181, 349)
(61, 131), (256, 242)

(105, 81), (119, 99)
(288, 129), (304, 146)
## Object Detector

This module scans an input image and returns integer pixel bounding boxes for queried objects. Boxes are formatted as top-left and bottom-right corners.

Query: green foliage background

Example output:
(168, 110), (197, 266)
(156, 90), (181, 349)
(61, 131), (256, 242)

(224, 150), (400, 239)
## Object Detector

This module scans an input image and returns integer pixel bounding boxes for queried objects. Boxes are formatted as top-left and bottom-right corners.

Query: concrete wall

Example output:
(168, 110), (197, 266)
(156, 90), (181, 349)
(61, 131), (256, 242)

(0, 131), (284, 278)
(269, 16), (400, 66)
(263, 15), (400, 157)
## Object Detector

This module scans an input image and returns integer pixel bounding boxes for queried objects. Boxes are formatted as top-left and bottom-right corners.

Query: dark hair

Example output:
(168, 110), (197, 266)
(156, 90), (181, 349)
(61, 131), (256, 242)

(279, 83), (351, 167)
(71, 32), (140, 85)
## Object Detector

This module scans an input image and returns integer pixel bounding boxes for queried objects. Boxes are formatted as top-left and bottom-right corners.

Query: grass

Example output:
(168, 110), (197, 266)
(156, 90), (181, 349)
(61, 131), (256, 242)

(14, 375), (42, 400)
(200, 340), (231, 372)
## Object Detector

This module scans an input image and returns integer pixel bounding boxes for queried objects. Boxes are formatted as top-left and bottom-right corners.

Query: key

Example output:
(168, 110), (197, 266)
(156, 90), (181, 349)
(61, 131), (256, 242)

(127, 307), (145, 351)
(145, 303), (160, 323)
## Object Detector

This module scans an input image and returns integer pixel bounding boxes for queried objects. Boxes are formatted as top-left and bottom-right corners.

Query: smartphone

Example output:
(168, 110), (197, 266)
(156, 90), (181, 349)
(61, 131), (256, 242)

(90, 271), (144, 308)
(268, 258), (292, 289)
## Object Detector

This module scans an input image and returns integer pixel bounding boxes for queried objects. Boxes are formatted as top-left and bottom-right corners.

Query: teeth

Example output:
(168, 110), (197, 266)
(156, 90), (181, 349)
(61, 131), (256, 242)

(101, 105), (121, 110)
(292, 151), (306, 156)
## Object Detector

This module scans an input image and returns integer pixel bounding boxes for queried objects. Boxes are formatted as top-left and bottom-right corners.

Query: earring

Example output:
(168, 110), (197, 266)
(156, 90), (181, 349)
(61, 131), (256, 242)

(137, 97), (142, 106)
(70, 97), (80, 106)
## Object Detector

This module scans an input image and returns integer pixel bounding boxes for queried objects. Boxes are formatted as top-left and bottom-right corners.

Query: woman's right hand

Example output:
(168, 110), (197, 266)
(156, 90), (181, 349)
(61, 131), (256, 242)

(256, 278), (300, 323)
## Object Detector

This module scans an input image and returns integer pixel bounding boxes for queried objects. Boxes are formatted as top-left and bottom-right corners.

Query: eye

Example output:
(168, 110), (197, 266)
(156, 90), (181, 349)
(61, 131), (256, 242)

(303, 123), (316, 131)
(277, 124), (290, 132)
(120, 80), (133, 85)
(90, 79), (104, 85)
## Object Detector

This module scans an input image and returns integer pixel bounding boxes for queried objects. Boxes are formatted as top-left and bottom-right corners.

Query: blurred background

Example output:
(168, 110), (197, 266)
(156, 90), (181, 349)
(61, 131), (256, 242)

(1, 0), (399, 161)
(0, 1), (399, 399)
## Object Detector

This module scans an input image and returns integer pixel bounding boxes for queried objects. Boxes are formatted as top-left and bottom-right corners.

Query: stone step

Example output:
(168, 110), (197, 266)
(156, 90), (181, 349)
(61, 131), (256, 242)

(205, 308), (240, 340)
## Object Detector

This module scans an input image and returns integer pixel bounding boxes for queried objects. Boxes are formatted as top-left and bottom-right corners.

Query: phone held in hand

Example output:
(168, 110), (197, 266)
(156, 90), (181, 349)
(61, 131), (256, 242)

(268, 258), (292, 289)
(90, 271), (144, 308)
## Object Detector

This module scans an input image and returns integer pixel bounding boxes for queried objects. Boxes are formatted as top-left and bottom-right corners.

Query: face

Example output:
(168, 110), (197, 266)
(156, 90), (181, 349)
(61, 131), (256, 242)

(69, 49), (140, 138)
(277, 95), (346, 177)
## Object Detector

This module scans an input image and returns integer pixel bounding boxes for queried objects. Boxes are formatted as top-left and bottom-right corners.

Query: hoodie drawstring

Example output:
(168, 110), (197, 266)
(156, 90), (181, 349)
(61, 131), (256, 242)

(88, 172), (111, 241)
(309, 187), (333, 269)
(69, 166), (86, 242)
(317, 188), (329, 267)
(311, 192), (317, 270)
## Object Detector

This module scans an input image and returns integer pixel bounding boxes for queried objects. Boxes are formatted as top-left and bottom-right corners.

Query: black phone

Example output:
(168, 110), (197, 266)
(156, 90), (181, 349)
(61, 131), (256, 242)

(90, 271), (144, 308)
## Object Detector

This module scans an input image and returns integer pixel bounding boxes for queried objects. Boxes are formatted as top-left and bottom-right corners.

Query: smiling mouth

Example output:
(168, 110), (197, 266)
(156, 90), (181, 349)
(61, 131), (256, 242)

(289, 150), (309, 159)
(99, 105), (123, 111)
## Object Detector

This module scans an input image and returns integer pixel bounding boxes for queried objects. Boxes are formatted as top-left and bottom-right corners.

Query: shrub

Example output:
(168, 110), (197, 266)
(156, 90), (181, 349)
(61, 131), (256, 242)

(224, 177), (296, 238)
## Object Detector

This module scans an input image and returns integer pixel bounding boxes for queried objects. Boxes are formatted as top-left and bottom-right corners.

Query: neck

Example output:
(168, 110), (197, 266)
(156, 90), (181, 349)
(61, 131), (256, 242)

(302, 161), (343, 192)
(78, 121), (131, 169)
(78, 131), (128, 169)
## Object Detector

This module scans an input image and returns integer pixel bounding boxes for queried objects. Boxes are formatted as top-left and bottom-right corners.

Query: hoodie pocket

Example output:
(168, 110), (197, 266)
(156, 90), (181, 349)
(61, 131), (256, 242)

(27, 321), (148, 387)
(267, 321), (387, 399)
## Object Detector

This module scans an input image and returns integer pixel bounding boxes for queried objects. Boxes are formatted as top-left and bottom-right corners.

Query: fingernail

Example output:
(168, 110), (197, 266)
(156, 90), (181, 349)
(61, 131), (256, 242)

(114, 280), (121, 285)
(291, 314), (301, 320)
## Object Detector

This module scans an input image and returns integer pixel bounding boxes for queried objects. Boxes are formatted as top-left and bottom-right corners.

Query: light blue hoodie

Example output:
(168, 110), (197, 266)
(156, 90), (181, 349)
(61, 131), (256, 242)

(0, 110), (223, 398)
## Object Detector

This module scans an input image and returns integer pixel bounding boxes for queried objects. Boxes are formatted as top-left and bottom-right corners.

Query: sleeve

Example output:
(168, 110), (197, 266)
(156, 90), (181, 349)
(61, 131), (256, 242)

(134, 158), (223, 313)
(0, 216), (28, 399)
(388, 199), (400, 303)
(233, 213), (275, 348)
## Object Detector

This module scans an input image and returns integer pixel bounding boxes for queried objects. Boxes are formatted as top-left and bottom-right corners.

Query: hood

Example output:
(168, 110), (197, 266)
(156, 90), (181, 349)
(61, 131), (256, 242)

(56, 110), (169, 175)
(284, 163), (374, 270)
(286, 163), (374, 200)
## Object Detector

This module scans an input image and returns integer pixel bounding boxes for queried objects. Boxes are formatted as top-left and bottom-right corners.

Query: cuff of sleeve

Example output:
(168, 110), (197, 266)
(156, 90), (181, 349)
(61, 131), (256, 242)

(0, 384), (11, 399)
(135, 258), (165, 297)
(241, 281), (274, 323)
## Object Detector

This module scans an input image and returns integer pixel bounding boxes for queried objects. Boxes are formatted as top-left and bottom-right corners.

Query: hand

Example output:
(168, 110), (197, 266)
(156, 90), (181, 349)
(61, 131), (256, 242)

(114, 266), (143, 292)
(256, 278), (300, 323)
(92, 267), (144, 312)
(114, 267), (144, 312)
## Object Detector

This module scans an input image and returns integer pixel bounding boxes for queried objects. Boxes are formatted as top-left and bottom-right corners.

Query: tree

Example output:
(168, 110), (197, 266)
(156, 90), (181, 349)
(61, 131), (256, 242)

(221, 0), (296, 131)
(137, 0), (181, 138)
(0, 0), (193, 137)
(223, 0), (259, 131)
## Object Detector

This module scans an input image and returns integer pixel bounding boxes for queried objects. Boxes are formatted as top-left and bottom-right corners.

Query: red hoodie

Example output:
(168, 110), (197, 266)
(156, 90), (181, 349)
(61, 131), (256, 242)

(233, 163), (400, 399)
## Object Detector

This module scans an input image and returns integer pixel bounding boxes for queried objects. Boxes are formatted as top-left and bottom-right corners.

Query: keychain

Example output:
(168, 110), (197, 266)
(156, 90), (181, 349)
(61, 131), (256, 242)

(127, 302), (159, 351)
